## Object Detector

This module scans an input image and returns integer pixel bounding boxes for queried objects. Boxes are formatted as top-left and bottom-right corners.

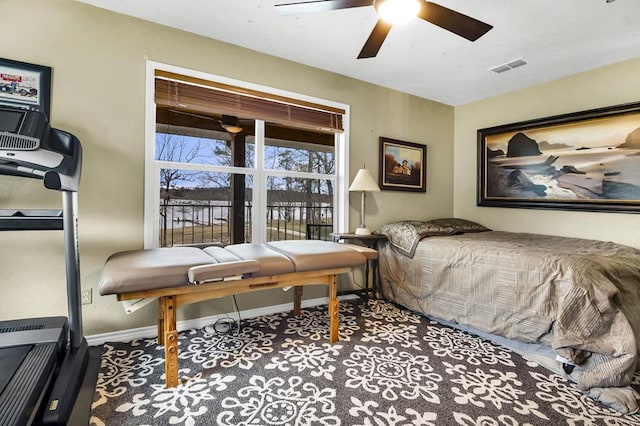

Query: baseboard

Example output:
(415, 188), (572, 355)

(86, 294), (359, 346)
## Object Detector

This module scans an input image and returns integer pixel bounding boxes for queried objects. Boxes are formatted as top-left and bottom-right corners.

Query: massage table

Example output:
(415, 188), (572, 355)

(99, 240), (376, 388)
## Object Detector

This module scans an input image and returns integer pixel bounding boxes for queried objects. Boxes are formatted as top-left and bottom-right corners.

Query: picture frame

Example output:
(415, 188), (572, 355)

(379, 137), (426, 192)
(0, 58), (52, 119)
(477, 101), (640, 213)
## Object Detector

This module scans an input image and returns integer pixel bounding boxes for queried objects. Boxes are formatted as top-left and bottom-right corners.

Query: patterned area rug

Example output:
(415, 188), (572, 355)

(90, 299), (640, 425)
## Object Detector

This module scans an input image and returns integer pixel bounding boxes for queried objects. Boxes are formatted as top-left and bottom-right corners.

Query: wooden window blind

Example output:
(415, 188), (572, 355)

(155, 70), (344, 134)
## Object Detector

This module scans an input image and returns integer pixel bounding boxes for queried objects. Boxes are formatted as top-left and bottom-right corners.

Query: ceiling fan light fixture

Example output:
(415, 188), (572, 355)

(375, 0), (420, 25)
(220, 115), (243, 134)
(220, 123), (243, 134)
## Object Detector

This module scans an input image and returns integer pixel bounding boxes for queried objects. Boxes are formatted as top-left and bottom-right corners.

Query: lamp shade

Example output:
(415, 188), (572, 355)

(349, 168), (380, 192)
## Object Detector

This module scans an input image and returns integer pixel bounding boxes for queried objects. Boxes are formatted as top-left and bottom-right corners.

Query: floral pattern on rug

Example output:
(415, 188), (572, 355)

(90, 299), (640, 425)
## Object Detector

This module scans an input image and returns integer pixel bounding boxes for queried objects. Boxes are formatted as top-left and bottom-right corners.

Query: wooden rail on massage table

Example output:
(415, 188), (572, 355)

(116, 267), (349, 388)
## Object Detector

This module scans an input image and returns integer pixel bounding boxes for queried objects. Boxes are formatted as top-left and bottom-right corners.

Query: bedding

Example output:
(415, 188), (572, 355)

(376, 220), (640, 413)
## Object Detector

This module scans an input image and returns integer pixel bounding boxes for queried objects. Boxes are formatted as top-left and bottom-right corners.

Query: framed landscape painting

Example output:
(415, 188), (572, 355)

(477, 102), (640, 213)
(379, 137), (426, 192)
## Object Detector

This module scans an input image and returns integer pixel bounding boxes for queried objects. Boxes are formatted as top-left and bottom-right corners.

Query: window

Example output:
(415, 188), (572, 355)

(144, 63), (349, 248)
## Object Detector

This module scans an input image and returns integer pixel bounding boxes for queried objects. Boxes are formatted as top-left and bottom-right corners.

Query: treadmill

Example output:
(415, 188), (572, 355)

(0, 104), (88, 425)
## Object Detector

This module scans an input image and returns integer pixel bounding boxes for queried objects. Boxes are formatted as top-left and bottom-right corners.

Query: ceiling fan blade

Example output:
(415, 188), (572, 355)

(418, 1), (492, 41)
(275, 0), (373, 16)
(358, 19), (392, 59)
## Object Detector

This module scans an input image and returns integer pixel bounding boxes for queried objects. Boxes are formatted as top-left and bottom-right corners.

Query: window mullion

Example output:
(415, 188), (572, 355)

(253, 120), (266, 244)
(154, 160), (254, 176)
(265, 169), (335, 181)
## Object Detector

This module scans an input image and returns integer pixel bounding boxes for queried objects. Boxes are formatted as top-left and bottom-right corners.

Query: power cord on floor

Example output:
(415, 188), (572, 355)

(337, 268), (366, 295)
(204, 295), (242, 336)
(336, 268), (374, 300)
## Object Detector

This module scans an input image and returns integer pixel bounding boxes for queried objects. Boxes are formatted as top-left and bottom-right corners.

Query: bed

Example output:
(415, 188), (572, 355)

(375, 218), (640, 413)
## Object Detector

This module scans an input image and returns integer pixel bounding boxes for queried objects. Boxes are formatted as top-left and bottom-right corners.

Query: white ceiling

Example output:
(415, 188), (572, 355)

(77, 0), (640, 106)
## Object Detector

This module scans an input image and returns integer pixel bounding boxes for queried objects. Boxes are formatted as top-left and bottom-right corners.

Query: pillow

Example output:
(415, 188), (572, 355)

(375, 220), (456, 257)
(428, 218), (491, 234)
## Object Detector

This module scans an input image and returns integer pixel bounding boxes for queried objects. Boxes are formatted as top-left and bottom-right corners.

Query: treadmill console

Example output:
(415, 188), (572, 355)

(0, 105), (82, 192)
(0, 105), (49, 149)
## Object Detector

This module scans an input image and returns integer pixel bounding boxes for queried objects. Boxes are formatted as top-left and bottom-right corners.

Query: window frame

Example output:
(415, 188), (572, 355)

(144, 61), (350, 248)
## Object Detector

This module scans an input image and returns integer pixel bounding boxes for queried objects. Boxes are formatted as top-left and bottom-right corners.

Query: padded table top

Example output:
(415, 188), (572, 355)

(99, 247), (217, 294)
(99, 241), (369, 295)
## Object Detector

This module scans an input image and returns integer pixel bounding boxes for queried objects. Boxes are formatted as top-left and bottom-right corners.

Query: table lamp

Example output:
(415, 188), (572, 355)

(348, 168), (381, 235)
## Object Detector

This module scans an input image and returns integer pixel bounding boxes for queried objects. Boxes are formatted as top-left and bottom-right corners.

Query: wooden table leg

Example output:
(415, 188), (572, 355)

(161, 295), (180, 388)
(157, 298), (165, 346)
(328, 274), (339, 343)
(293, 286), (302, 316)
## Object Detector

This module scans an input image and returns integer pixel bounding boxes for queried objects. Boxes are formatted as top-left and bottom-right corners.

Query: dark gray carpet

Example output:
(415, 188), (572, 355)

(90, 299), (640, 425)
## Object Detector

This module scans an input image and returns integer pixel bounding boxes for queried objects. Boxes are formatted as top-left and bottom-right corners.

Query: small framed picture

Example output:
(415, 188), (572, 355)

(0, 58), (52, 119)
(379, 137), (427, 192)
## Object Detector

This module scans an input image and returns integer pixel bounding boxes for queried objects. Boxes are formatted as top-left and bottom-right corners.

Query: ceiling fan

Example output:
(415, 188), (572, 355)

(275, 0), (493, 59)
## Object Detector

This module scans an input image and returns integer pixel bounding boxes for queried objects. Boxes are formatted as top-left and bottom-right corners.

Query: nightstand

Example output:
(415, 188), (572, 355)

(330, 233), (387, 297)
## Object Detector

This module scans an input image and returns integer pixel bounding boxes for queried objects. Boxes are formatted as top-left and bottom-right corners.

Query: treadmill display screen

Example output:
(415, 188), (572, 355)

(0, 108), (24, 133)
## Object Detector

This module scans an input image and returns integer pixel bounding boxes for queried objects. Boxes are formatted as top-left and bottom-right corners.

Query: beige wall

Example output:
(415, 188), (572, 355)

(0, 0), (453, 335)
(454, 57), (640, 247)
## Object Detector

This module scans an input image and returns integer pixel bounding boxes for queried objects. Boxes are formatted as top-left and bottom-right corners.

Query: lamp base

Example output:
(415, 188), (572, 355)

(354, 226), (371, 236)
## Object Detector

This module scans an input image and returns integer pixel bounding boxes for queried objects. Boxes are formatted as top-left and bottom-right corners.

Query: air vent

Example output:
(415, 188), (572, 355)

(0, 324), (45, 333)
(489, 57), (528, 74)
(492, 65), (511, 74)
(0, 133), (40, 151)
